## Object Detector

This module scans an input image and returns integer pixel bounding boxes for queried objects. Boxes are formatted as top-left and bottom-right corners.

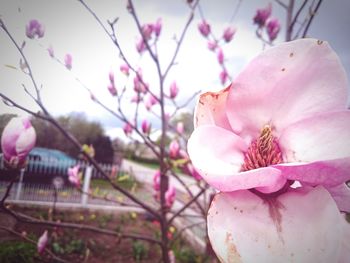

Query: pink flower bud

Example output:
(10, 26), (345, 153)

(207, 40), (217, 51)
(153, 170), (160, 191)
(169, 81), (179, 99)
(217, 48), (224, 65)
(142, 23), (154, 40)
(169, 140), (180, 159)
(219, 69), (228, 85)
(144, 94), (158, 111)
(26, 19), (44, 39)
(109, 71), (114, 84)
(37, 230), (48, 254)
(141, 119), (151, 134)
(154, 18), (162, 37)
(136, 38), (146, 53)
(47, 45), (54, 57)
(222, 26), (236, 42)
(165, 185), (176, 208)
(253, 3), (272, 27)
(120, 64), (130, 76)
(131, 93), (141, 103)
(108, 84), (117, 96)
(64, 53), (72, 70)
(266, 18), (281, 41)
(198, 20), (211, 37)
(1, 117), (36, 169)
(176, 122), (184, 134)
(68, 165), (81, 187)
(169, 250), (176, 263)
(123, 122), (133, 135)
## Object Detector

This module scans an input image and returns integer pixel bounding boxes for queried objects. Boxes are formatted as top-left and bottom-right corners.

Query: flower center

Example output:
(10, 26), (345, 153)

(241, 125), (282, 171)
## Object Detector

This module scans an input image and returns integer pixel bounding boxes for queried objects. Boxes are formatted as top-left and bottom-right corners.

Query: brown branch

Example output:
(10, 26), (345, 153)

(289, 0), (309, 36)
(168, 187), (206, 224)
(302, 0), (323, 37)
(2, 207), (161, 245)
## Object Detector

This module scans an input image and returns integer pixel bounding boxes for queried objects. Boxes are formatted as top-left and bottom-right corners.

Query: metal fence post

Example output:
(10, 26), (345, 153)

(15, 168), (25, 200)
(81, 165), (92, 206)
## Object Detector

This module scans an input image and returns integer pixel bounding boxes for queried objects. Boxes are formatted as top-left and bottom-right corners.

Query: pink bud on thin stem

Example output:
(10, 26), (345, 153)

(219, 69), (228, 85)
(144, 93), (158, 111)
(222, 26), (236, 42)
(266, 18), (281, 41)
(120, 64), (130, 76)
(154, 18), (162, 37)
(68, 165), (81, 188)
(169, 81), (179, 99)
(136, 38), (146, 53)
(198, 20), (211, 37)
(26, 19), (45, 39)
(165, 185), (176, 208)
(64, 53), (72, 70)
(37, 230), (48, 254)
(169, 140), (180, 159)
(207, 40), (217, 51)
(141, 119), (151, 134)
(217, 48), (224, 65)
(142, 23), (154, 40)
(123, 122), (133, 135)
(253, 3), (272, 27)
(176, 122), (184, 135)
(47, 45), (54, 57)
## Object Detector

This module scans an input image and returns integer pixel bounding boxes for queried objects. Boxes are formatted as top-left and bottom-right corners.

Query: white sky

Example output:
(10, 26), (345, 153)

(1, 0), (349, 140)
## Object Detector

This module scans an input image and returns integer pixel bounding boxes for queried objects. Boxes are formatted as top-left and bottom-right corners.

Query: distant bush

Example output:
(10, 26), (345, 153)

(0, 241), (37, 263)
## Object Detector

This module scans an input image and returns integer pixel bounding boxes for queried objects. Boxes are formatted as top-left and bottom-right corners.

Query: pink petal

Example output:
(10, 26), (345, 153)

(187, 125), (284, 192)
(274, 158), (350, 187)
(208, 186), (345, 263)
(280, 111), (350, 162)
(226, 39), (348, 140)
(194, 86), (232, 130)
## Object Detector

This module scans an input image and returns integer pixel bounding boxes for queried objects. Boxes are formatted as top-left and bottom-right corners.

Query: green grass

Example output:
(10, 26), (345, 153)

(0, 241), (37, 263)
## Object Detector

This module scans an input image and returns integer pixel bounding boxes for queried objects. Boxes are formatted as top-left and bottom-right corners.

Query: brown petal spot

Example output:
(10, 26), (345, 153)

(317, 40), (323, 45)
(226, 233), (241, 263)
(289, 52), (294, 57)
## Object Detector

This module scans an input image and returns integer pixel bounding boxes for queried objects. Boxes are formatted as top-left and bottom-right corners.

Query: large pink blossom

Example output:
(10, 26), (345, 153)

(188, 39), (350, 261)
(1, 117), (36, 169)
(188, 38), (350, 197)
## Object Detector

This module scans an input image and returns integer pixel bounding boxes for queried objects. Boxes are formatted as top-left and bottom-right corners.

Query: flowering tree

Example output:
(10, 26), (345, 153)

(1, 0), (348, 262)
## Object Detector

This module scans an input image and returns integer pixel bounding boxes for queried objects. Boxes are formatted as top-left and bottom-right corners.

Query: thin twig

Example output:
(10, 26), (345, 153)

(302, 0), (323, 37)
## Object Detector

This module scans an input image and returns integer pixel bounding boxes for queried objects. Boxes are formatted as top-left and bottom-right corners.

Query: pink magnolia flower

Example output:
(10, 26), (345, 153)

(188, 39), (350, 262)
(198, 20), (211, 37)
(64, 53), (72, 70)
(68, 165), (81, 187)
(109, 71), (114, 84)
(136, 38), (146, 53)
(219, 69), (228, 85)
(176, 122), (184, 135)
(207, 40), (217, 51)
(266, 18), (280, 41)
(253, 3), (272, 27)
(165, 185), (176, 208)
(47, 45), (54, 57)
(142, 23), (153, 40)
(1, 117), (36, 169)
(131, 93), (141, 103)
(123, 122), (133, 135)
(169, 81), (179, 99)
(169, 140), (180, 159)
(154, 18), (162, 37)
(37, 230), (48, 254)
(153, 170), (160, 191)
(120, 63), (130, 76)
(144, 93), (158, 111)
(141, 119), (151, 134)
(222, 26), (236, 42)
(217, 48), (224, 65)
(26, 19), (44, 39)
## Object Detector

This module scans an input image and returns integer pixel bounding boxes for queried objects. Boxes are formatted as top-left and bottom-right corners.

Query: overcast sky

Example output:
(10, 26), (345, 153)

(1, 0), (349, 140)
